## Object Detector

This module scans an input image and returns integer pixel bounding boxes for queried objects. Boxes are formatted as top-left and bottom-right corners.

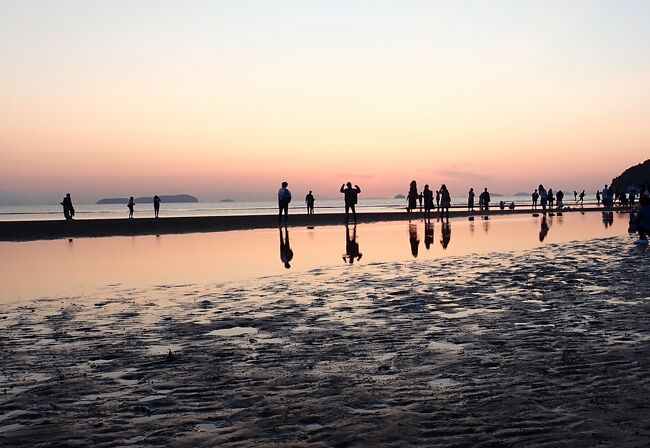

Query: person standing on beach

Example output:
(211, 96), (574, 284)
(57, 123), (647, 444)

(439, 184), (451, 219)
(601, 185), (610, 209)
(435, 189), (441, 212)
(468, 188), (475, 212)
(127, 197), (135, 219)
(596, 189), (601, 206)
(579, 190), (585, 205)
(407, 180), (418, 214)
(340, 182), (361, 223)
(538, 185), (548, 212)
(278, 182), (291, 223)
(423, 184), (434, 220)
(547, 189), (554, 209)
(305, 191), (315, 214)
(556, 190), (564, 209)
(574, 191), (578, 202)
(279, 227), (293, 268)
(480, 188), (491, 212)
(532, 189), (539, 209)
(61, 193), (75, 220)
(153, 195), (161, 218)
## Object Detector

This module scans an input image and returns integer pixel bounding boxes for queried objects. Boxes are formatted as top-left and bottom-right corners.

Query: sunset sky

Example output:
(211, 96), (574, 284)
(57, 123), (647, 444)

(1, 1), (649, 204)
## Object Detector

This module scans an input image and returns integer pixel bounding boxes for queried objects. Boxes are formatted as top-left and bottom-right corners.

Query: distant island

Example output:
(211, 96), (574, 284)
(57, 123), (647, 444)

(97, 194), (199, 205)
(220, 199), (235, 203)
(513, 192), (530, 196)
(394, 194), (406, 199)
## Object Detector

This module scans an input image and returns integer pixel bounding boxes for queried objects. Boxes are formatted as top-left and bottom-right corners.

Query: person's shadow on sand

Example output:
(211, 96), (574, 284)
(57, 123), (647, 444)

(279, 226), (293, 269)
(343, 224), (363, 264)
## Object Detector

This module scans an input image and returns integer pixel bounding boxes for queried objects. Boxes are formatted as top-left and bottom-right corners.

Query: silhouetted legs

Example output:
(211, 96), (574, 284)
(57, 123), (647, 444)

(345, 204), (356, 223)
(279, 201), (289, 223)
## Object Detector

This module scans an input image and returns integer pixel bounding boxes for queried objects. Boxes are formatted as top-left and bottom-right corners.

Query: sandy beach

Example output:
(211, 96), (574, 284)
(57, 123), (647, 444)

(1, 234), (648, 447)
(0, 206), (606, 241)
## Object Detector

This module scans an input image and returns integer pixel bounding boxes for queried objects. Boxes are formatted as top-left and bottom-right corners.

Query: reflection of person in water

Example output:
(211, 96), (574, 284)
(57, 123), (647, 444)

(440, 220), (451, 249)
(602, 211), (614, 228)
(343, 224), (363, 264)
(409, 223), (420, 257)
(539, 215), (549, 241)
(424, 221), (434, 250)
(279, 227), (293, 268)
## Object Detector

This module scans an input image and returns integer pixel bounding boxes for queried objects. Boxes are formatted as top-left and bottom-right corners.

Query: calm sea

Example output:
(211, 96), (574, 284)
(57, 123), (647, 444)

(0, 195), (597, 221)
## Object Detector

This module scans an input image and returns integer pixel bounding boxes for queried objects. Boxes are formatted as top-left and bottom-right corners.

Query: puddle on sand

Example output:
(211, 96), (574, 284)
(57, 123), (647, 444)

(206, 327), (257, 337)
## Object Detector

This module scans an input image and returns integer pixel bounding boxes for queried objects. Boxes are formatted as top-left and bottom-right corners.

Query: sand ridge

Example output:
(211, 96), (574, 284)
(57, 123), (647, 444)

(1, 236), (649, 447)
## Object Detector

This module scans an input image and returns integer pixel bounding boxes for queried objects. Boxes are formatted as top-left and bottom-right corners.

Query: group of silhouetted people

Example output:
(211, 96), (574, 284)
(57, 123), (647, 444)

(60, 194), (162, 219)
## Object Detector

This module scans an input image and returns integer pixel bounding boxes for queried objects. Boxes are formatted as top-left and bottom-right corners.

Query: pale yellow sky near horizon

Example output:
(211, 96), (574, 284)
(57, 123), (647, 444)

(1, 1), (649, 203)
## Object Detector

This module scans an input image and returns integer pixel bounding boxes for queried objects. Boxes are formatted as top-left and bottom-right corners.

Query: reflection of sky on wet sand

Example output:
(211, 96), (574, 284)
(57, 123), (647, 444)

(0, 211), (631, 301)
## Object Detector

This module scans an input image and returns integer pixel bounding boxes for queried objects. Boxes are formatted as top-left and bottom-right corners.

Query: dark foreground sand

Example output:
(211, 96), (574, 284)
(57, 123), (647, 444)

(1, 236), (649, 447)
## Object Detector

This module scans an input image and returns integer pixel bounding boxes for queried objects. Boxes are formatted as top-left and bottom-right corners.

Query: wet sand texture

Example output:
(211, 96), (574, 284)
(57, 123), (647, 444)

(1, 235), (649, 447)
(0, 206), (607, 241)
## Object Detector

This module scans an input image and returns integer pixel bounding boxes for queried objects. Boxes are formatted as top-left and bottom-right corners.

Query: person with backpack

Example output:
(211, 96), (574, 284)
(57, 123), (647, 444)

(278, 181), (292, 223)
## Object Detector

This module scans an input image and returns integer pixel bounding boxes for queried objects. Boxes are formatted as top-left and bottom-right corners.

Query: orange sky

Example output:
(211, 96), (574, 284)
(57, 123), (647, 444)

(1, 2), (649, 203)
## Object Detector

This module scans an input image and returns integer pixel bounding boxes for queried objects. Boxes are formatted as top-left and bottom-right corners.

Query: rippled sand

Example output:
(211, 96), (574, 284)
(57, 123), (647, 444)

(1, 236), (649, 447)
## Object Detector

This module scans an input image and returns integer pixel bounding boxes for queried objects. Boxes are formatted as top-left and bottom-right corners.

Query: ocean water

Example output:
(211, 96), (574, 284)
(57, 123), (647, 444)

(0, 195), (598, 221)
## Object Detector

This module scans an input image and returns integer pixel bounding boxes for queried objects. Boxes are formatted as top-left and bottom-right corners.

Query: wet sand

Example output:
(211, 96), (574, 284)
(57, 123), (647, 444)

(1, 235), (649, 447)
(0, 206), (606, 241)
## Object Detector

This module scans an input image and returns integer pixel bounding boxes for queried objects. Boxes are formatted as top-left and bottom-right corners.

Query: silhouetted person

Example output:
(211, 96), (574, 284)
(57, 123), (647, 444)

(634, 195), (650, 244)
(440, 220), (451, 249)
(468, 188), (475, 212)
(423, 184), (434, 219)
(539, 215), (549, 242)
(418, 192), (423, 211)
(61, 193), (75, 220)
(407, 180), (418, 214)
(499, 200), (505, 210)
(127, 197), (135, 218)
(547, 188), (554, 209)
(573, 191), (578, 202)
(278, 181), (291, 223)
(343, 224), (363, 264)
(556, 190), (564, 209)
(305, 190), (315, 214)
(435, 189), (441, 212)
(601, 185), (609, 209)
(579, 190), (585, 205)
(409, 223), (420, 257)
(424, 221), (433, 250)
(340, 182), (361, 223)
(439, 184), (451, 219)
(153, 195), (161, 218)
(596, 189), (601, 206)
(508, 202), (515, 210)
(480, 188), (491, 212)
(532, 189), (539, 209)
(538, 185), (548, 212)
(279, 227), (293, 268)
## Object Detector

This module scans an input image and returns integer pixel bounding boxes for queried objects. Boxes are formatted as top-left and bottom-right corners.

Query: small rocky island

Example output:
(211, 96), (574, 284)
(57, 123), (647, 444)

(97, 194), (199, 204)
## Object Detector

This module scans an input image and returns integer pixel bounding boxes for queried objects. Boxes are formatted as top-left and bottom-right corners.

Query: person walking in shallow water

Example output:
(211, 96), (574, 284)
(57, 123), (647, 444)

(278, 181), (291, 223)
(305, 191), (315, 215)
(127, 197), (135, 219)
(61, 193), (75, 220)
(153, 195), (161, 218)
(340, 182), (361, 223)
